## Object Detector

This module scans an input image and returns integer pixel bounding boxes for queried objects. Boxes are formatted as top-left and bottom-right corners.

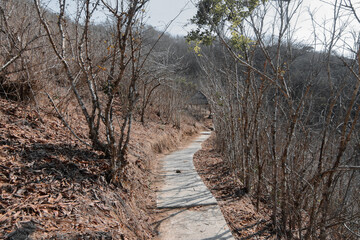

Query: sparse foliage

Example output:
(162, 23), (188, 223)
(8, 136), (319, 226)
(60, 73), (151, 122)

(190, 0), (360, 238)
(33, 0), (149, 183)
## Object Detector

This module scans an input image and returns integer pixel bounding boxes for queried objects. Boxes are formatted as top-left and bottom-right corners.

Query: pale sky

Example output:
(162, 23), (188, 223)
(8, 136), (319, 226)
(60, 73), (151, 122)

(141, 0), (360, 55)
(145, 0), (359, 53)
(44, 0), (360, 54)
(144, 0), (340, 37)
(46, 0), (197, 36)
(145, 0), (197, 36)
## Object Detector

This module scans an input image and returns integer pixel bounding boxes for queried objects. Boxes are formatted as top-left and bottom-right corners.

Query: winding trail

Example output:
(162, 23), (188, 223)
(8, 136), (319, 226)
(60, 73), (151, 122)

(156, 132), (234, 240)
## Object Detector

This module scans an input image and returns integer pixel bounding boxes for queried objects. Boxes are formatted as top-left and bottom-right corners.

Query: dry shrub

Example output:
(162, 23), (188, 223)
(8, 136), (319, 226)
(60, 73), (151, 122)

(150, 112), (199, 154)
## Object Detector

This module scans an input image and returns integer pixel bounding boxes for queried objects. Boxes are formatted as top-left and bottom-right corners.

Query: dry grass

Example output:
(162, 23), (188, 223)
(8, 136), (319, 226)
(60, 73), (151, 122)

(193, 134), (274, 240)
(0, 98), (203, 239)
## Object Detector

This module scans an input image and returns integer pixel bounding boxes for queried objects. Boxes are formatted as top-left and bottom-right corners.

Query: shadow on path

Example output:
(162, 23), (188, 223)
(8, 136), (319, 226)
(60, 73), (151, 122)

(156, 132), (234, 240)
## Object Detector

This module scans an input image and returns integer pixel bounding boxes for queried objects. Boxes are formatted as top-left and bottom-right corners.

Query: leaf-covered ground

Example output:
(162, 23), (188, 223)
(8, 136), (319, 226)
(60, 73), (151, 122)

(194, 134), (275, 240)
(0, 98), (199, 239)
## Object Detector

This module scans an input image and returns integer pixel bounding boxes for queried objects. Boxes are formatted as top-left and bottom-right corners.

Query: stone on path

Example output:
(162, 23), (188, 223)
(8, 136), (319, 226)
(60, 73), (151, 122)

(157, 132), (234, 240)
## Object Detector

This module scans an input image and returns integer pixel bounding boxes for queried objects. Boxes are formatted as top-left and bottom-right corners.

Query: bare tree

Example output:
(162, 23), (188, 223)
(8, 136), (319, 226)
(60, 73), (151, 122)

(33, 0), (149, 183)
(189, 0), (360, 238)
(0, 0), (44, 101)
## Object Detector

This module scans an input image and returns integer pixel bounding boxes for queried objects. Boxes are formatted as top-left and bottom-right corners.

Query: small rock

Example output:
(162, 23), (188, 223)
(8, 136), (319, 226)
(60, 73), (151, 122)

(175, 170), (181, 173)
(6, 221), (36, 240)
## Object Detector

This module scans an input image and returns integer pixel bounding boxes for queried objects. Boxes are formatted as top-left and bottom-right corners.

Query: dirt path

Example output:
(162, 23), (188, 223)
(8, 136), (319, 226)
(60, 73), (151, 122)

(155, 132), (234, 240)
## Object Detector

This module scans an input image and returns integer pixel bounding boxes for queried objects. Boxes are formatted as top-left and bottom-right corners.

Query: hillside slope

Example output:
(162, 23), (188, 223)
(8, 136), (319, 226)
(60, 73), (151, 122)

(0, 98), (201, 239)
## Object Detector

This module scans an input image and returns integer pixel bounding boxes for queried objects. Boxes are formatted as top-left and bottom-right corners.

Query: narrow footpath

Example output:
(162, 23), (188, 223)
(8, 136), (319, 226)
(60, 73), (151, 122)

(156, 132), (234, 240)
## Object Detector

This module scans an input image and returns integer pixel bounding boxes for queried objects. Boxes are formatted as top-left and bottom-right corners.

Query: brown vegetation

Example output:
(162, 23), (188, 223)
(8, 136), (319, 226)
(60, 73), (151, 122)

(0, 1), (204, 238)
(2, 0), (360, 239)
(0, 97), (201, 239)
(194, 134), (273, 239)
(190, 0), (360, 239)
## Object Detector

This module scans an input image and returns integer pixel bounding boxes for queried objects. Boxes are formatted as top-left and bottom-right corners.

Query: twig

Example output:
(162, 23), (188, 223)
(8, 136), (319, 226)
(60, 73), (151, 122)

(344, 223), (360, 238)
(45, 92), (92, 148)
(337, 166), (360, 170)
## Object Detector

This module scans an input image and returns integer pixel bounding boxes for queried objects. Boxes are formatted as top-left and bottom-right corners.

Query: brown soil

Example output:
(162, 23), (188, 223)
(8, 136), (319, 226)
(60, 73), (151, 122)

(0, 98), (204, 239)
(193, 134), (275, 240)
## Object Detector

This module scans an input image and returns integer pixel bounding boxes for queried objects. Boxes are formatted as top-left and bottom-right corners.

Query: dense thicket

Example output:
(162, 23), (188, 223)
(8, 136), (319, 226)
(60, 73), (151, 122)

(190, 0), (360, 239)
(3, 0), (360, 238)
(0, 0), (198, 183)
